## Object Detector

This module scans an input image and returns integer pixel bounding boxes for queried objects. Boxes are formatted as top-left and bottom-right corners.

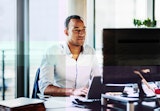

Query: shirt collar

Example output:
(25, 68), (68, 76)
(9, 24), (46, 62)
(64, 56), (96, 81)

(64, 42), (86, 55)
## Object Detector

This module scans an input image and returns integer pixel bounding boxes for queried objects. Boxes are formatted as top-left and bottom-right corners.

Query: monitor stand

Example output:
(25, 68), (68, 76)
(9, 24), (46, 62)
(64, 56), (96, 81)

(121, 81), (155, 99)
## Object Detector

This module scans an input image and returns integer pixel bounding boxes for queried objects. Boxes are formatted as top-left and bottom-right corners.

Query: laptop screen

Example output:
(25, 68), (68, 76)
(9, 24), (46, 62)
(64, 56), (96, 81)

(86, 76), (102, 99)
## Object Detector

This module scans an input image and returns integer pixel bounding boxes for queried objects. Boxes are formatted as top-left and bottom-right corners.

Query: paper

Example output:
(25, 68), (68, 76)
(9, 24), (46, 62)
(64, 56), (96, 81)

(44, 97), (73, 109)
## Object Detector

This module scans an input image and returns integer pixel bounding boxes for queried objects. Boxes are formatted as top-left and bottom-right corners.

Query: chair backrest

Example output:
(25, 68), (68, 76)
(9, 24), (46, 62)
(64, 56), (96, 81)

(32, 68), (40, 98)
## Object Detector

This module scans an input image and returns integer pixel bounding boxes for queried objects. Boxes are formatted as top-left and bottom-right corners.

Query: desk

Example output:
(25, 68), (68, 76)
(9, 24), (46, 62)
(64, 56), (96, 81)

(0, 96), (109, 111)
(101, 93), (160, 111)
(44, 97), (87, 111)
(44, 96), (106, 111)
(1, 96), (160, 111)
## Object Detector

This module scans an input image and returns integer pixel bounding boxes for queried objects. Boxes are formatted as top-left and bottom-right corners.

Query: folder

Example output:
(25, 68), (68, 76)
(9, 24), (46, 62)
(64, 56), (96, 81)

(0, 97), (45, 111)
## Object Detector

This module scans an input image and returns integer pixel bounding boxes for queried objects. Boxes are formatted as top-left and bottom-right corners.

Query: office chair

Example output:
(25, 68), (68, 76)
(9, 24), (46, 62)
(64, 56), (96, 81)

(32, 68), (40, 98)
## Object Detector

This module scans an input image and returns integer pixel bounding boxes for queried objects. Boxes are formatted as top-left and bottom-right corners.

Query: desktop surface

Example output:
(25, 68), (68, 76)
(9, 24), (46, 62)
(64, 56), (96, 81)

(1, 96), (159, 111)
(102, 93), (160, 111)
(44, 96), (104, 111)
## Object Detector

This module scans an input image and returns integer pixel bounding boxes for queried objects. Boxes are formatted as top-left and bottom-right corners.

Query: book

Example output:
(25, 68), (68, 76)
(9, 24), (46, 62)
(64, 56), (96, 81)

(0, 97), (45, 111)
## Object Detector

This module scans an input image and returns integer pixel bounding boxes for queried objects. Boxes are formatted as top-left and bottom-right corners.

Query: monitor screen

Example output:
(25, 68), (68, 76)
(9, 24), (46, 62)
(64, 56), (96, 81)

(103, 28), (160, 85)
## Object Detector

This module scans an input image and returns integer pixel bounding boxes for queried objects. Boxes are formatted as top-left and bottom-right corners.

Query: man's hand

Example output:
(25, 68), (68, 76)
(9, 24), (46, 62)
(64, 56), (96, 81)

(72, 87), (88, 96)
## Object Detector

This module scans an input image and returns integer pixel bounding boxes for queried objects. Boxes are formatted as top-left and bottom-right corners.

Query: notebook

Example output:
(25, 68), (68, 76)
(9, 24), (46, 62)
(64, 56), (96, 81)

(72, 76), (102, 103)
(0, 97), (45, 111)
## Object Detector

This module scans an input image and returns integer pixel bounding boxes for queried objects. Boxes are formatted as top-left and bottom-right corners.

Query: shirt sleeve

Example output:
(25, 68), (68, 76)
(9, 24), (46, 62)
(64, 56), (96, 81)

(84, 44), (102, 78)
(38, 47), (55, 94)
(91, 54), (102, 77)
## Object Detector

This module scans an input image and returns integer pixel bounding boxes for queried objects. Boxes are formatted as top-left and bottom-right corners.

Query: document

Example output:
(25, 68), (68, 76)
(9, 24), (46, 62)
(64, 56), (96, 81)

(44, 97), (73, 109)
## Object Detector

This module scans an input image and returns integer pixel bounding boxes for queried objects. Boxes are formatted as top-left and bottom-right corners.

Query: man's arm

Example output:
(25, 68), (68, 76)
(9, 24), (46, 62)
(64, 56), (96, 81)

(44, 84), (88, 96)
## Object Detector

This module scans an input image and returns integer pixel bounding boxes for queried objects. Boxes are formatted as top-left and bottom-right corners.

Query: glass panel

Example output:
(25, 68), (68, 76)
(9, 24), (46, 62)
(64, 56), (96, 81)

(0, 0), (16, 100)
(29, 0), (67, 97)
(95, 0), (147, 49)
(155, 0), (160, 27)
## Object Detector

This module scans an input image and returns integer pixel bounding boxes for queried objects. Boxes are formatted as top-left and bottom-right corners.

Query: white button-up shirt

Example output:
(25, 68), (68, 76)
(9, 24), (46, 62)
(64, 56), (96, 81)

(38, 43), (101, 94)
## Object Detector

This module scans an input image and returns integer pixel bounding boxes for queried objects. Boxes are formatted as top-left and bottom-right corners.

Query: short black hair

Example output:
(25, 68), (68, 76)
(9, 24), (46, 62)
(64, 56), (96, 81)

(64, 15), (83, 29)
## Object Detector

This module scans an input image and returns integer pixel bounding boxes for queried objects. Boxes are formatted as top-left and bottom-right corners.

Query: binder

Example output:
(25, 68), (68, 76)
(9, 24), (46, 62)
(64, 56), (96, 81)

(0, 97), (45, 111)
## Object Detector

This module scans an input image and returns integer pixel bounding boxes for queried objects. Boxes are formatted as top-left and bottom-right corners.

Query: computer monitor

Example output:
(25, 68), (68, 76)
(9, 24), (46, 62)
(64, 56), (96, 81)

(102, 28), (160, 97)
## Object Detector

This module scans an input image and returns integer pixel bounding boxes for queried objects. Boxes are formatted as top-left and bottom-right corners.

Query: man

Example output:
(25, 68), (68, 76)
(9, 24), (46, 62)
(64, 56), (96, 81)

(38, 15), (101, 97)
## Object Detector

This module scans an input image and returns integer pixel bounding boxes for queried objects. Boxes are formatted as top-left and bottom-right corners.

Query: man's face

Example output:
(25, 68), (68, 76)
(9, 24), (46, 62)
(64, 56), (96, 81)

(65, 19), (86, 46)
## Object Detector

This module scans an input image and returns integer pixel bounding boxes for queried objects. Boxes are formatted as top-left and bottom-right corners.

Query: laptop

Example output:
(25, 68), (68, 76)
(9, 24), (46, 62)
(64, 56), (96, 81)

(38, 76), (102, 103)
(72, 76), (102, 103)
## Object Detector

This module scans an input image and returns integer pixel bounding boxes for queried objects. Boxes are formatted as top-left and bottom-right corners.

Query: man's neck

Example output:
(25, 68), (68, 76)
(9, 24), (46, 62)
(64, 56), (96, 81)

(68, 43), (83, 60)
(68, 44), (82, 54)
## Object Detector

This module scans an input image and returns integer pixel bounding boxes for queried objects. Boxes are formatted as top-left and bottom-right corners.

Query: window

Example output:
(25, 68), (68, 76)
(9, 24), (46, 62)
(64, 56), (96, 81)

(155, 0), (160, 26)
(29, 0), (67, 97)
(0, 0), (16, 100)
(95, 0), (147, 49)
